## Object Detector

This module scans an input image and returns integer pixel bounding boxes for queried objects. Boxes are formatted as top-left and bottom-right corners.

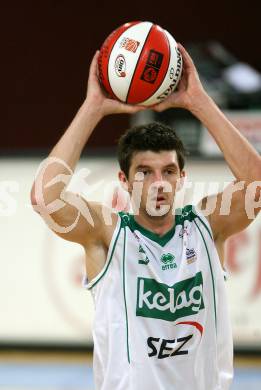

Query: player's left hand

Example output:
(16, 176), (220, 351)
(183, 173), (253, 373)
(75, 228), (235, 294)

(152, 43), (208, 113)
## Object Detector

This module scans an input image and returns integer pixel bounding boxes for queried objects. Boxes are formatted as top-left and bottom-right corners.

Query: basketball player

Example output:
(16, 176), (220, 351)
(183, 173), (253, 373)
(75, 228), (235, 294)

(31, 44), (261, 389)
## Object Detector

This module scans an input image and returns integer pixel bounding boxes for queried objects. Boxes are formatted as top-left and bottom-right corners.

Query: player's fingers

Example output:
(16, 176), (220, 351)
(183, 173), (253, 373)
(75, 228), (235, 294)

(177, 43), (196, 72)
(89, 51), (100, 80)
(126, 105), (147, 114)
(152, 100), (171, 112)
(119, 103), (147, 114)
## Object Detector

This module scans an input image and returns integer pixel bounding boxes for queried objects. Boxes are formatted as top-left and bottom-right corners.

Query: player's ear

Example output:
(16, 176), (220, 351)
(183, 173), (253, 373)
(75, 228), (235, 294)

(111, 185), (131, 212)
(118, 170), (129, 192)
(176, 171), (186, 192)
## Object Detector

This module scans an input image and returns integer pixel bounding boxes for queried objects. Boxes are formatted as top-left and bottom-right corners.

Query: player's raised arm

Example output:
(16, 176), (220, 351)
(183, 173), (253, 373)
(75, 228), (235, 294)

(31, 51), (145, 246)
(153, 43), (261, 242)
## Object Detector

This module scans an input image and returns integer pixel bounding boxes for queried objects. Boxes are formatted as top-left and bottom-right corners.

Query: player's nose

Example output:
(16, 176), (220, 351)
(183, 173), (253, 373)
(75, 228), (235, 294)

(153, 170), (164, 182)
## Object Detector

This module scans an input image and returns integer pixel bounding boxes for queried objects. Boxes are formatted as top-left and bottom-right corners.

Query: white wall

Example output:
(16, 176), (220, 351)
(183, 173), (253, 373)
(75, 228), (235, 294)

(0, 157), (260, 347)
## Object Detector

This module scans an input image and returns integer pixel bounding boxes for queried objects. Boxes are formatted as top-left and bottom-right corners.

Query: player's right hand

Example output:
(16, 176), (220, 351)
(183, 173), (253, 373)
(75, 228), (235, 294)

(85, 51), (146, 117)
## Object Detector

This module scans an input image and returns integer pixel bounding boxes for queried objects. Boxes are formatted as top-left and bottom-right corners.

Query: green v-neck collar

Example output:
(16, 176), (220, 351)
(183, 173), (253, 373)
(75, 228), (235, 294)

(119, 205), (198, 247)
(128, 214), (177, 247)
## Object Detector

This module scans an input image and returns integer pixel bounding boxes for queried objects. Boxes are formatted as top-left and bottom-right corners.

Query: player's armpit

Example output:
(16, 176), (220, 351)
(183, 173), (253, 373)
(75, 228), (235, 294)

(198, 180), (261, 241)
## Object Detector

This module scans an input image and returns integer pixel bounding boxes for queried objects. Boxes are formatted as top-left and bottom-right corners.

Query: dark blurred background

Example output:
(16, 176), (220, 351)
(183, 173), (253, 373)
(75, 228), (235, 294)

(1, 3), (261, 388)
(1, 0), (260, 153)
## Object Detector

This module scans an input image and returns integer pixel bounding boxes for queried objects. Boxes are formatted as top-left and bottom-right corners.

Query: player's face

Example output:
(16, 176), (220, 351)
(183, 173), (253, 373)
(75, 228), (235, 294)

(121, 150), (185, 217)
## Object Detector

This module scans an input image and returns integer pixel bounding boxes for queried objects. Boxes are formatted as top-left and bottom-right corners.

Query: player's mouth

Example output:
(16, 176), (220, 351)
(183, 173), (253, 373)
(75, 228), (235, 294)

(154, 195), (167, 204)
(148, 194), (169, 207)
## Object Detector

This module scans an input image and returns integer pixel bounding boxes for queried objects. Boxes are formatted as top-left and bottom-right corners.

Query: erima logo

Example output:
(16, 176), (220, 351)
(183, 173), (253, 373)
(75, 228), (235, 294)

(138, 245), (149, 265)
(160, 253), (177, 271)
(136, 272), (204, 322)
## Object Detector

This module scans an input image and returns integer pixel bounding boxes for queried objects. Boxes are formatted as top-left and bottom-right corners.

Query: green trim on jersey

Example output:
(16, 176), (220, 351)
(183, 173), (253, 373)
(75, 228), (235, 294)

(122, 226), (130, 363)
(175, 204), (198, 225)
(128, 214), (176, 246)
(194, 219), (217, 332)
(119, 205), (198, 247)
(196, 215), (214, 241)
(88, 218), (122, 290)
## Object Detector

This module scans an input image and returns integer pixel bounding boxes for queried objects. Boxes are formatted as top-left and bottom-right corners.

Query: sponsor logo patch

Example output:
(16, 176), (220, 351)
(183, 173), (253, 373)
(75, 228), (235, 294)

(141, 50), (163, 84)
(115, 54), (126, 77)
(186, 248), (197, 264)
(136, 271), (204, 322)
(141, 67), (158, 83)
(147, 334), (193, 359)
(160, 253), (177, 271)
(147, 50), (163, 68)
(120, 37), (140, 53)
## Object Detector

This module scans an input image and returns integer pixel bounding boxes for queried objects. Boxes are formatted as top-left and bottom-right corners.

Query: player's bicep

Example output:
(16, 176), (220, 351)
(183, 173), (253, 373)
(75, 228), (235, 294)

(54, 199), (102, 244)
(33, 188), (105, 245)
(198, 180), (261, 241)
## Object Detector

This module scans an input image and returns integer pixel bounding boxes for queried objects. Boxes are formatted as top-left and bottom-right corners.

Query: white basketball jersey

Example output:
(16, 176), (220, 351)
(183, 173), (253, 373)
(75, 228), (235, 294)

(84, 205), (233, 390)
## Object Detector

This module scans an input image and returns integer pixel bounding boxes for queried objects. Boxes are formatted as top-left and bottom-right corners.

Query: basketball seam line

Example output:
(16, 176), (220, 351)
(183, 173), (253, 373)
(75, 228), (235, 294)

(145, 28), (171, 104)
(125, 23), (153, 104)
(106, 23), (138, 100)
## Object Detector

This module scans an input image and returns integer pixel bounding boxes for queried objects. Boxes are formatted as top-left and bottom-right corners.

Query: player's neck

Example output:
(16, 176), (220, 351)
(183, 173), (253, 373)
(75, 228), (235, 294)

(134, 211), (175, 237)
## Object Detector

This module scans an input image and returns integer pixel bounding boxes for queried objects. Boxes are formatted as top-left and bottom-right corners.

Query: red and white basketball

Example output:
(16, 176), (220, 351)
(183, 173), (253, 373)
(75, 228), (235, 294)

(98, 21), (183, 106)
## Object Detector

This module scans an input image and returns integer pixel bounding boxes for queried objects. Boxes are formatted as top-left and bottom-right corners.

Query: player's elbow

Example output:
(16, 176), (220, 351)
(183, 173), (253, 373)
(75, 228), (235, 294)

(30, 183), (36, 205)
(30, 182), (42, 214)
(258, 157), (261, 182)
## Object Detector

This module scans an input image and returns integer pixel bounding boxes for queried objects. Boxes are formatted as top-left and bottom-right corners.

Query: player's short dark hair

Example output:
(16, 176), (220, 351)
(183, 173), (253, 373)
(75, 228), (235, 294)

(117, 122), (186, 178)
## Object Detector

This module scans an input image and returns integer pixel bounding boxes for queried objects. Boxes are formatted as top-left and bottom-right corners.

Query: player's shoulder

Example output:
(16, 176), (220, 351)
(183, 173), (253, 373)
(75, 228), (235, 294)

(175, 204), (214, 238)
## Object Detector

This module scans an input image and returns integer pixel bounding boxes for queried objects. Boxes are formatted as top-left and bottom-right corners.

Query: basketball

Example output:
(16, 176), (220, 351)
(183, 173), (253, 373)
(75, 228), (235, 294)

(98, 21), (183, 106)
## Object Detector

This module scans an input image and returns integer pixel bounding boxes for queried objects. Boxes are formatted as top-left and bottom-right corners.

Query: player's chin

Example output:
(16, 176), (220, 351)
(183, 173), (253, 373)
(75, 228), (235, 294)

(146, 202), (172, 217)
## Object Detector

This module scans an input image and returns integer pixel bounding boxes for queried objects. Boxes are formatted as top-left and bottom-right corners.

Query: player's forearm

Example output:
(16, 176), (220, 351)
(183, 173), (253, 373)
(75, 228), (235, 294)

(191, 94), (261, 182)
(32, 99), (102, 204)
(49, 100), (101, 167)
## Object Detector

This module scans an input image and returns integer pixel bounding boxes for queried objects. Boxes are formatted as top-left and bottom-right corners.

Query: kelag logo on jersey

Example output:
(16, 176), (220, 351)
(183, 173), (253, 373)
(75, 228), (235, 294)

(136, 272), (204, 322)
